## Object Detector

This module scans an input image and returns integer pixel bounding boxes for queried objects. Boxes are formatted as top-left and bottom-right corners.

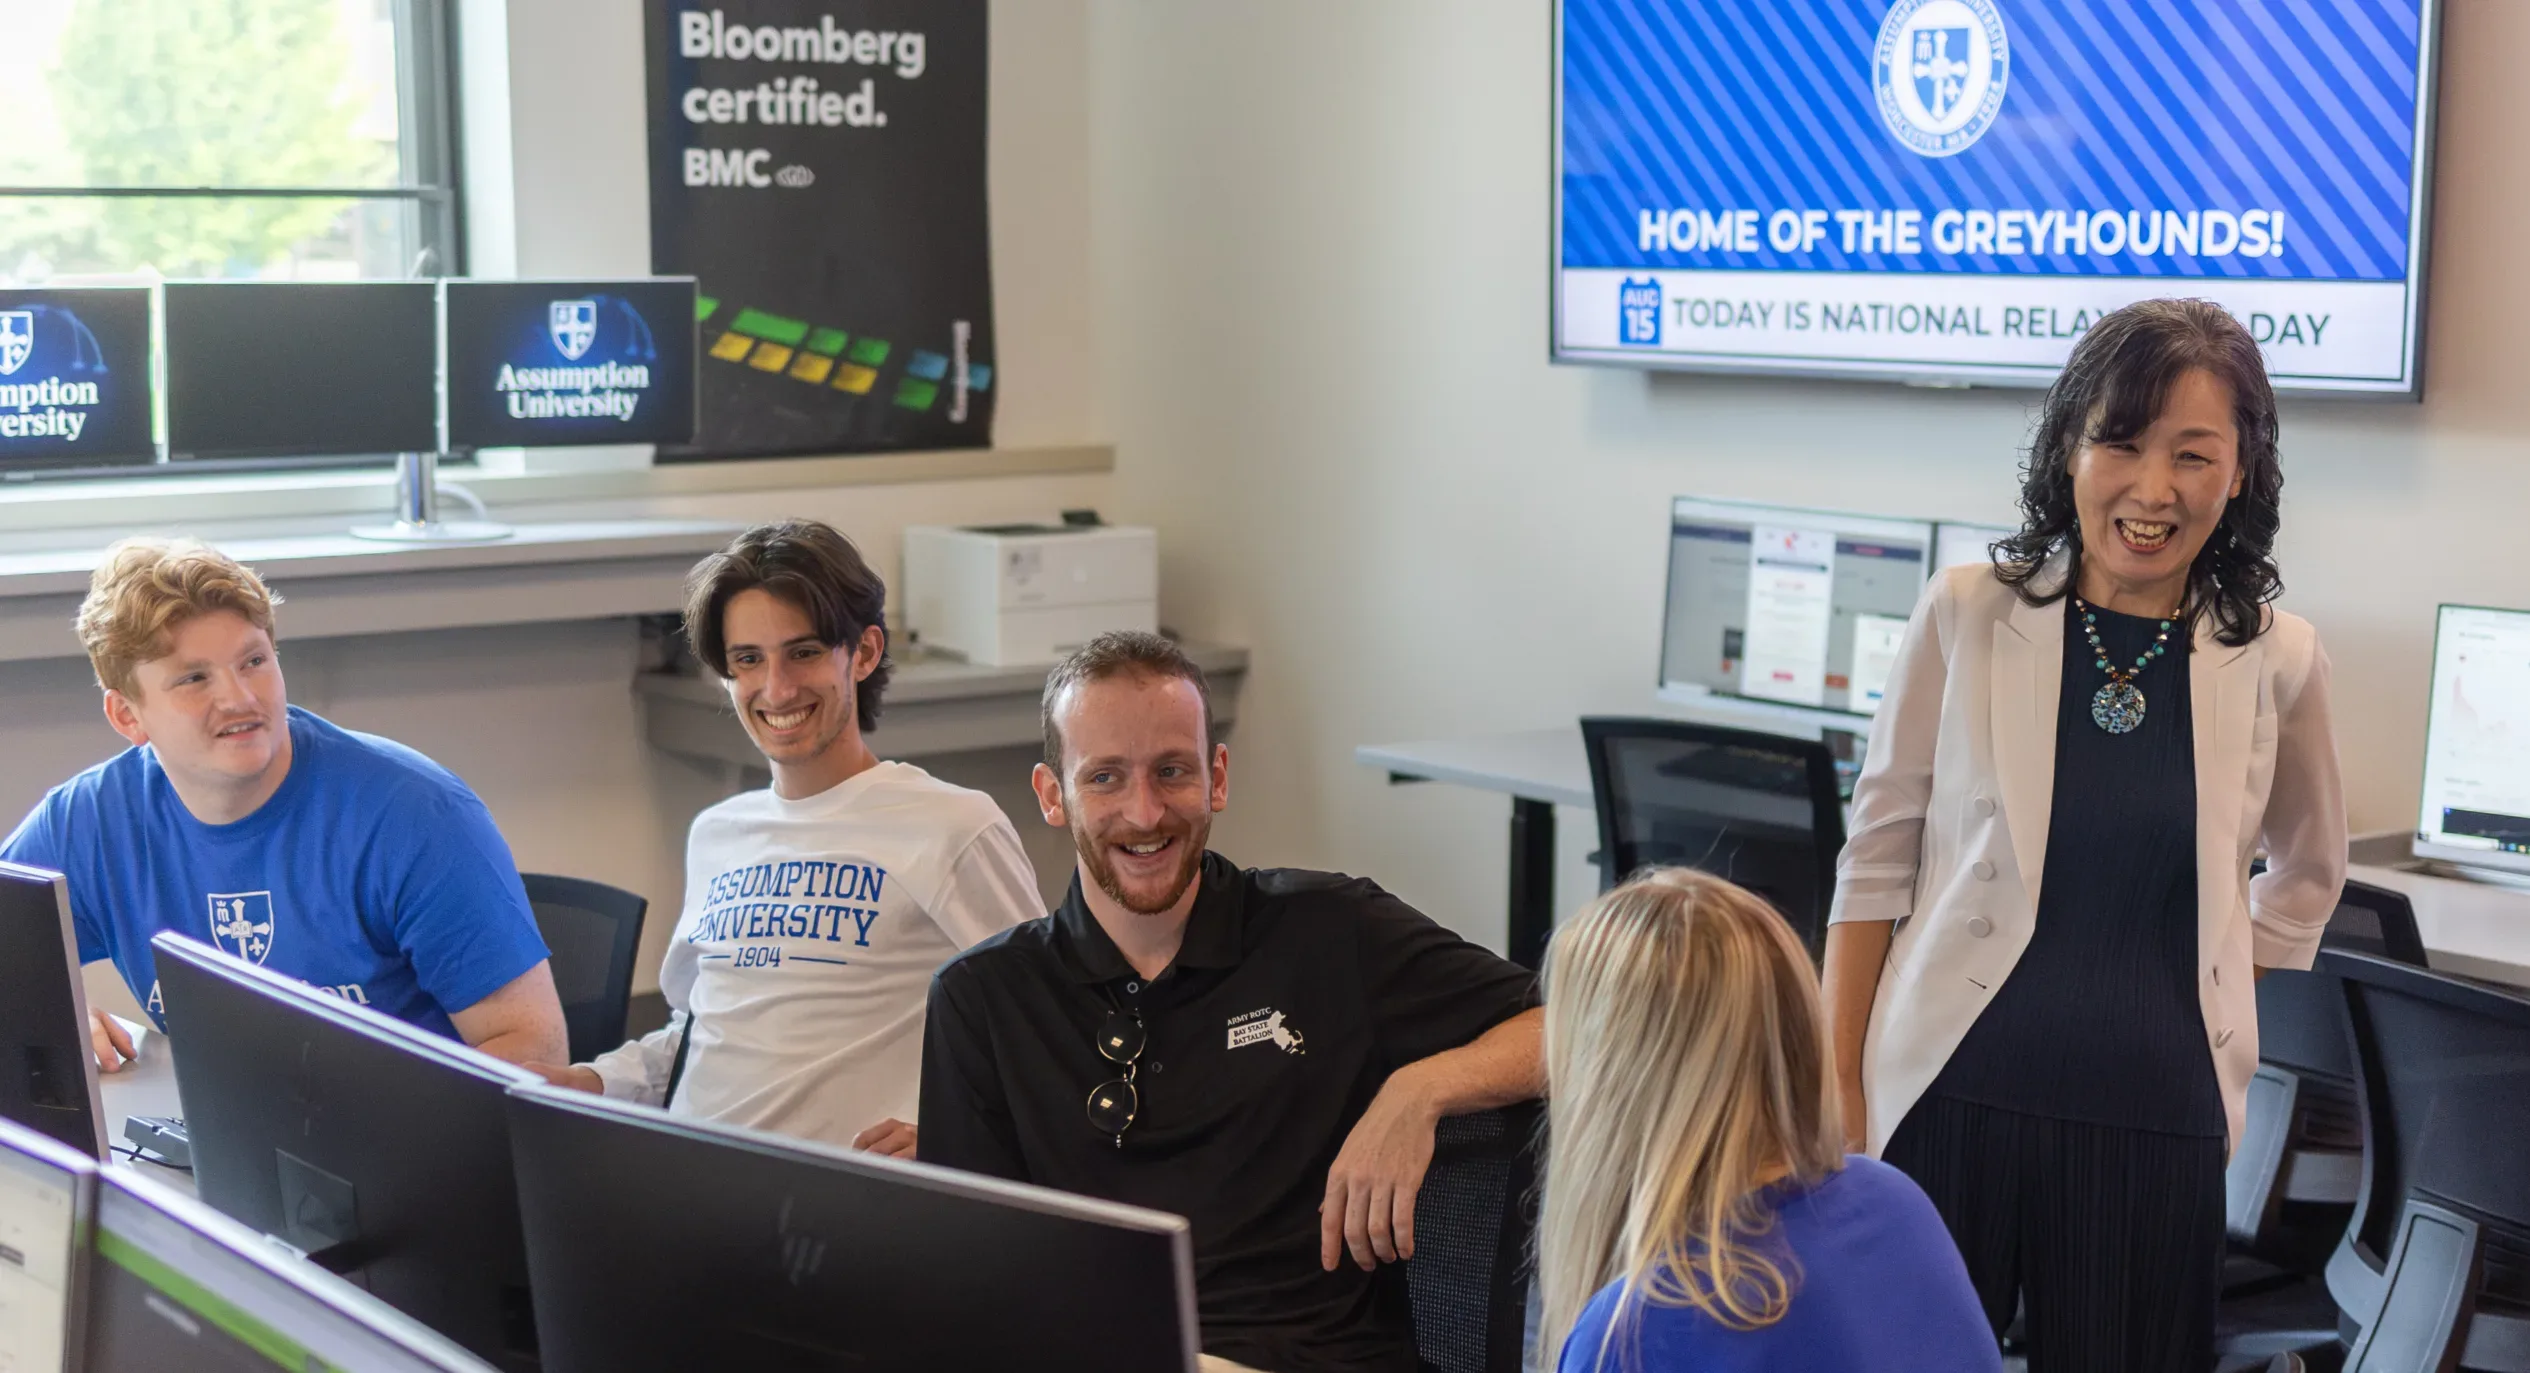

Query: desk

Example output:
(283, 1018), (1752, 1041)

(1355, 728), (1588, 969)
(0, 520), (743, 664)
(1359, 730), (2530, 987)
(96, 1041), (194, 1194)
(1356, 708), (1846, 968)
(2346, 863), (2530, 988)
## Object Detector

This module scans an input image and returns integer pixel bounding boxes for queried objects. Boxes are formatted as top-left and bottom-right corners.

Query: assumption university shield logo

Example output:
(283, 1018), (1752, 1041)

(1872, 0), (2010, 158)
(208, 892), (277, 964)
(0, 311), (34, 376)
(548, 299), (599, 361)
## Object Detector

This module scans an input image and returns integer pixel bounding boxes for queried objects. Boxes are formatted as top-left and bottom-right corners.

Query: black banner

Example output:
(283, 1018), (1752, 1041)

(645, 1), (993, 459)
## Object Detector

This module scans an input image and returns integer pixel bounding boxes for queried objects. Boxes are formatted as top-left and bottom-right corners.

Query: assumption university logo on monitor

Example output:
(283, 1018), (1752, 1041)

(548, 299), (599, 361)
(0, 311), (33, 375)
(1872, 0), (2009, 157)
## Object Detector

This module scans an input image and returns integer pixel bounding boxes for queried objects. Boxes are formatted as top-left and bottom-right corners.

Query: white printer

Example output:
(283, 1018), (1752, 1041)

(902, 522), (1158, 666)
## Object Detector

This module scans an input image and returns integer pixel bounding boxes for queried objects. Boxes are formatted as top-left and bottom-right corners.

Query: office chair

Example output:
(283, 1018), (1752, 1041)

(1403, 1102), (1543, 1373)
(2307, 951), (2530, 1371)
(1579, 718), (1845, 951)
(2218, 882), (2428, 1360)
(520, 873), (650, 1064)
(2229, 882), (2428, 1268)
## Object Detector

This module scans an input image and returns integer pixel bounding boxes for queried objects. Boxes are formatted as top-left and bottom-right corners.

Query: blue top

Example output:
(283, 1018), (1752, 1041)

(1, 706), (548, 1040)
(1557, 1157), (1999, 1373)
(1926, 598), (2224, 1137)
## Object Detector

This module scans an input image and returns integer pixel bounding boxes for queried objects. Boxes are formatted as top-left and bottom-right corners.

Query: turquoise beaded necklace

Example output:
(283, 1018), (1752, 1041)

(2075, 596), (2180, 734)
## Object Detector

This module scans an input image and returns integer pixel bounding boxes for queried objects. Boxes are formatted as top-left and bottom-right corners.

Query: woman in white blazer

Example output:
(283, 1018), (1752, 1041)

(1822, 299), (2346, 1373)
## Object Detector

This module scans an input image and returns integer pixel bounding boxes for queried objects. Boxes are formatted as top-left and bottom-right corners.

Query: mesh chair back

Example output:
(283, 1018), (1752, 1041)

(2323, 880), (2428, 966)
(2257, 880), (2427, 1082)
(1404, 1103), (1542, 1373)
(521, 873), (649, 1064)
(2324, 951), (2530, 1366)
(1579, 717), (1845, 950)
(2227, 884), (2429, 1265)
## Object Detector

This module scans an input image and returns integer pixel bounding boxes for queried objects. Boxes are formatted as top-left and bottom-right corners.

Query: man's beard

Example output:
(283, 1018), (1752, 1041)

(1075, 809), (1211, 915)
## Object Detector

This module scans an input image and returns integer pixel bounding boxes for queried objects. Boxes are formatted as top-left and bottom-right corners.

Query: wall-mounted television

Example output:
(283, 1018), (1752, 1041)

(1553, 0), (2443, 396)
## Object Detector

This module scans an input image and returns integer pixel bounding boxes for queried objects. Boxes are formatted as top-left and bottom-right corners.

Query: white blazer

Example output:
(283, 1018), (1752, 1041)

(1831, 560), (2347, 1155)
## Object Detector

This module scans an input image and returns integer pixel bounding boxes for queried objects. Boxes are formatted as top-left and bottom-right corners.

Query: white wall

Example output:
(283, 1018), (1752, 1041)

(1083, 0), (2530, 952)
(22, 0), (1109, 1014)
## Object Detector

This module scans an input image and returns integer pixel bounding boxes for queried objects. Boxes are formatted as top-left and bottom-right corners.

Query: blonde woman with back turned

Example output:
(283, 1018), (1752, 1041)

(1540, 869), (1996, 1373)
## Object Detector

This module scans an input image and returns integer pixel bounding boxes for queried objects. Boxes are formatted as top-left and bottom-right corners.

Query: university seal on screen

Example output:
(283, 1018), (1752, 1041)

(0, 288), (153, 466)
(1872, 0), (2010, 158)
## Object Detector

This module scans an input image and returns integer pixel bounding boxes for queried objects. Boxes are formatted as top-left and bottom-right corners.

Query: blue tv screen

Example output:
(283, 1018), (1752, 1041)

(0, 287), (153, 469)
(1552, 0), (2440, 394)
(442, 278), (699, 450)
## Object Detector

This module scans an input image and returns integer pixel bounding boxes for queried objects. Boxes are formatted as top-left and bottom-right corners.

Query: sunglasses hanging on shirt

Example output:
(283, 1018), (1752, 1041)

(1086, 1001), (1146, 1147)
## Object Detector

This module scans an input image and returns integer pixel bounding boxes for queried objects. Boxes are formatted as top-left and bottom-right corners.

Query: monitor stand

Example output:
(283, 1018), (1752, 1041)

(349, 451), (513, 544)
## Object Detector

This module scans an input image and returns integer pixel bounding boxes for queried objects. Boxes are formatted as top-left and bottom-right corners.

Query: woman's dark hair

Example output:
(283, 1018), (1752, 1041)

(1994, 298), (2283, 646)
(682, 519), (892, 731)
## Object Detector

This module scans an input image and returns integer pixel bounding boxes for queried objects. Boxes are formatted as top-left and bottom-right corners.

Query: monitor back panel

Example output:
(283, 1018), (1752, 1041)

(154, 943), (537, 1369)
(0, 864), (104, 1158)
(507, 1090), (1195, 1373)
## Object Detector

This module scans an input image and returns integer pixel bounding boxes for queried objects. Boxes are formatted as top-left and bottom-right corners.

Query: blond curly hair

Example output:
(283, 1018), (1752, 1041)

(76, 538), (281, 696)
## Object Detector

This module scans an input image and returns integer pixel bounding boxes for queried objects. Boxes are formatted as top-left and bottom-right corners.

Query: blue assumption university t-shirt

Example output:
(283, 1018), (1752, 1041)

(1, 706), (549, 1040)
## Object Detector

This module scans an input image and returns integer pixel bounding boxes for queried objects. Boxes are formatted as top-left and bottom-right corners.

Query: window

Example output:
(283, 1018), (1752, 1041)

(0, 0), (459, 285)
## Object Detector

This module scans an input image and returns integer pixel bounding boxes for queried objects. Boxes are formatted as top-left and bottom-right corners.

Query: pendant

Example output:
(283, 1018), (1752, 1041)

(2092, 681), (2147, 734)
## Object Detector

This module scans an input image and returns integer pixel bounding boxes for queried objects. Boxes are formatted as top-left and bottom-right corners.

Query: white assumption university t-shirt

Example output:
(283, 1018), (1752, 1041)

(588, 761), (1039, 1145)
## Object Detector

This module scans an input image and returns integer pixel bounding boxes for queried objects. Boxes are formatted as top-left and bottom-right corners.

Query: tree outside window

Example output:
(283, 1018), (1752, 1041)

(0, 0), (449, 284)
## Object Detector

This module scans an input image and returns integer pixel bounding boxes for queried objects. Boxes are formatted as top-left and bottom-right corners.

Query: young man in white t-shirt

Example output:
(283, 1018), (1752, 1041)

(528, 520), (1039, 1155)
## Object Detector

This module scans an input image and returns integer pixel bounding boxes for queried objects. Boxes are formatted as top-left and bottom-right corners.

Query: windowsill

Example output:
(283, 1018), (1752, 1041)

(0, 443), (1114, 545)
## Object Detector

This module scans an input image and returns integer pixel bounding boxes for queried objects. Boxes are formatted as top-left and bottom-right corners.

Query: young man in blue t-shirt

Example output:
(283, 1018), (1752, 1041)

(1, 538), (567, 1072)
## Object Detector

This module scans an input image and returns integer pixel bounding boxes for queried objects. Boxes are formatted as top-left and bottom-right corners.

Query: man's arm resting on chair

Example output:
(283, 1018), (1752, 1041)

(1319, 1006), (1545, 1272)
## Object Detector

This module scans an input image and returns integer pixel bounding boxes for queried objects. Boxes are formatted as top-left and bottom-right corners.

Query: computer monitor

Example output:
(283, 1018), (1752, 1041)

(0, 861), (106, 1159)
(0, 285), (157, 470)
(86, 1169), (496, 1373)
(1659, 497), (1935, 718)
(2414, 604), (2530, 878)
(162, 281), (439, 459)
(1935, 520), (2016, 572)
(0, 1116), (96, 1373)
(504, 1085), (1202, 1373)
(442, 278), (700, 449)
(151, 933), (541, 1371)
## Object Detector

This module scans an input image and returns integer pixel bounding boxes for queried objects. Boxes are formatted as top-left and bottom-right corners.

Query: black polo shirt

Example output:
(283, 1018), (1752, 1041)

(918, 851), (1540, 1373)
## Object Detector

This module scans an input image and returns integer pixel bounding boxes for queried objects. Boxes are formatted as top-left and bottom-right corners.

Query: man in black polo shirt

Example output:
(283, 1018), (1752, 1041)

(919, 632), (1544, 1373)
